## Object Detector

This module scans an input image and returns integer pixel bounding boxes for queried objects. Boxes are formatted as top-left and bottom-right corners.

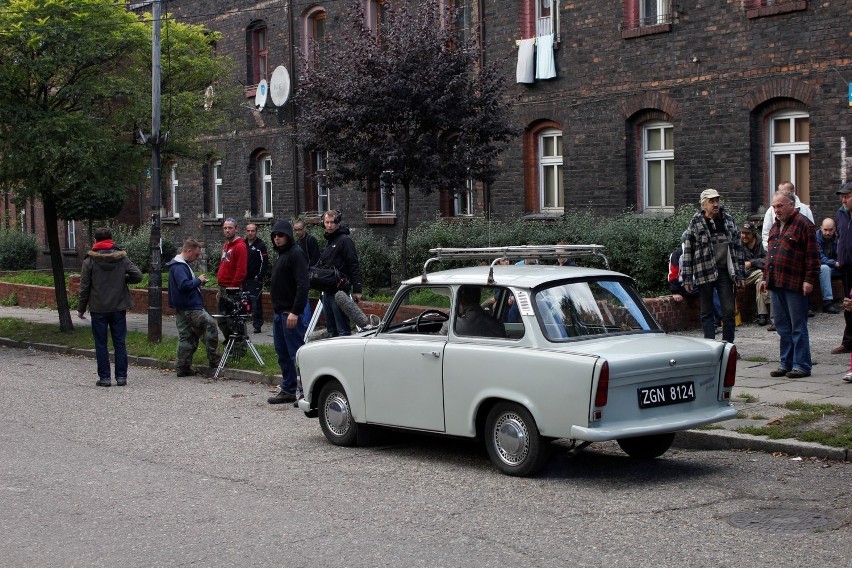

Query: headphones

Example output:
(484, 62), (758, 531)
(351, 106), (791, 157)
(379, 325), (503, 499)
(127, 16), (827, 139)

(332, 209), (342, 224)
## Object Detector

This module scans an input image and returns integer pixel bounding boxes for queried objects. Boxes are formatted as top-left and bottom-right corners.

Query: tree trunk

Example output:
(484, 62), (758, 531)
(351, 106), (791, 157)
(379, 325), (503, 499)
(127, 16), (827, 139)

(400, 181), (411, 280)
(42, 193), (75, 332)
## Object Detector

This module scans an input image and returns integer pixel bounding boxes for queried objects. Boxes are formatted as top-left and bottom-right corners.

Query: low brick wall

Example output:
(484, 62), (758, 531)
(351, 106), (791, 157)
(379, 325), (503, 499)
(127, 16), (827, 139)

(2, 277), (844, 332)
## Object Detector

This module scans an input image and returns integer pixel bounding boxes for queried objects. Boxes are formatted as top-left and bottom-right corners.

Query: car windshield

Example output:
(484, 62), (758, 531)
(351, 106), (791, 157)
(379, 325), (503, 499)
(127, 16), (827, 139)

(534, 279), (659, 341)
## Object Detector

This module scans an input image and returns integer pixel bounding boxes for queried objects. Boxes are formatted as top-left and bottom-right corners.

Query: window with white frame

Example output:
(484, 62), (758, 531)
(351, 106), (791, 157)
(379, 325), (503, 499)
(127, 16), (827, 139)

(213, 160), (223, 219)
(539, 128), (563, 211)
(536, 0), (554, 36)
(769, 111), (810, 204)
(260, 155), (273, 217)
(66, 220), (76, 249)
(379, 171), (396, 214)
(314, 151), (330, 212)
(641, 0), (671, 26)
(454, 179), (474, 216)
(168, 164), (180, 218)
(642, 121), (674, 211)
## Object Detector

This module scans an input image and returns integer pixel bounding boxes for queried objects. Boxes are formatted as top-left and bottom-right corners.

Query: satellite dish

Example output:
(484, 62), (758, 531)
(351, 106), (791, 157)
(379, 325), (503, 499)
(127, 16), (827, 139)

(254, 79), (268, 111)
(204, 86), (214, 111)
(270, 66), (291, 107)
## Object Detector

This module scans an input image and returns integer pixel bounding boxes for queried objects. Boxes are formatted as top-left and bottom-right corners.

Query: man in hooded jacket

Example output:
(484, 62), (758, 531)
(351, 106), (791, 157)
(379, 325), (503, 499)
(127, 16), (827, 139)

(165, 239), (220, 377)
(267, 219), (310, 404)
(77, 227), (143, 386)
(317, 210), (363, 337)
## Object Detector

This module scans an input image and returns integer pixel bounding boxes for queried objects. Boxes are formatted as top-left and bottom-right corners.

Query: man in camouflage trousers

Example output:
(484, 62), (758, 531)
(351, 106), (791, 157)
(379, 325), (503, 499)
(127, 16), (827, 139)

(166, 239), (220, 377)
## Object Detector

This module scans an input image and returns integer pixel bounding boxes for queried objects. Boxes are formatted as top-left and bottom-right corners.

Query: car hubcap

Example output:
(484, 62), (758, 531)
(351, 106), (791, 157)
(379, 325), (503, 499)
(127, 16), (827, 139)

(324, 392), (351, 437)
(493, 413), (529, 465)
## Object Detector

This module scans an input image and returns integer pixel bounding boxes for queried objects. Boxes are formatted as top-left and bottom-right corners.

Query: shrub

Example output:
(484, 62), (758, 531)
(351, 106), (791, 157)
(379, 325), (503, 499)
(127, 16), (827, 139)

(0, 228), (38, 270)
(110, 223), (178, 274)
(351, 229), (395, 293)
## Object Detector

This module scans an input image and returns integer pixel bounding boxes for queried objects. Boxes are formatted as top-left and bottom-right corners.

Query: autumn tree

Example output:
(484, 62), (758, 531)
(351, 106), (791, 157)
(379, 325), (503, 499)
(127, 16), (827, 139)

(0, 0), (235, 331)
(295, 0), (517, 277)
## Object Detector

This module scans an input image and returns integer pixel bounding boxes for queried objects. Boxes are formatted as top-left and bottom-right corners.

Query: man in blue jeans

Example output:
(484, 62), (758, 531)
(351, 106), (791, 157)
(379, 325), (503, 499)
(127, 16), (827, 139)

(77, 227), (143, 387)
(266, 219), (310, 404)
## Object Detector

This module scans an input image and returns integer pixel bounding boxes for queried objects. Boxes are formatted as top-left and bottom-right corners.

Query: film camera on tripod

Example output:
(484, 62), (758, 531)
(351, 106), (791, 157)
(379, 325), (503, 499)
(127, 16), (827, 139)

(212, 287), (265, 378)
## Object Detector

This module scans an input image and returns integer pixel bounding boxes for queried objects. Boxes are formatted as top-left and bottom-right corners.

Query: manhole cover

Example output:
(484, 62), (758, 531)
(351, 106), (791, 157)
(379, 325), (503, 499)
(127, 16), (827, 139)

(728, 509), (844, 532)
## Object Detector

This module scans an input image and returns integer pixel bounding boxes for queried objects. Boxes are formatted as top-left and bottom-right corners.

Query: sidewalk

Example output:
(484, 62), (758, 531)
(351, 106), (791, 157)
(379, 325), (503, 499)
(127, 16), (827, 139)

(1, 305), (850, 460)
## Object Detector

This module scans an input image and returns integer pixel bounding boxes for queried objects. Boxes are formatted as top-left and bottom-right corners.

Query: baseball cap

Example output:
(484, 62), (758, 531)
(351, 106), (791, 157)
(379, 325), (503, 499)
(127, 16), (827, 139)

(700, 188), (721, 202)
(836, 181), (852, 195)
(741, 222), (757, 234)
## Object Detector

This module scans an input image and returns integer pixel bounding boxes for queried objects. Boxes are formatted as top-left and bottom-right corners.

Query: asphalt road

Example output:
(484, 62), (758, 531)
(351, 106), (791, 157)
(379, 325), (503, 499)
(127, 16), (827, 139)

(1, 347), (850, 567)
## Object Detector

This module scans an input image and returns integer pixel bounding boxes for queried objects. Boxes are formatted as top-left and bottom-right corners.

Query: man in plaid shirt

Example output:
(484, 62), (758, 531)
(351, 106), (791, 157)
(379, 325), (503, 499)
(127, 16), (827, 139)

(759, 191), (820, 379)
(682, 188), (746, 343)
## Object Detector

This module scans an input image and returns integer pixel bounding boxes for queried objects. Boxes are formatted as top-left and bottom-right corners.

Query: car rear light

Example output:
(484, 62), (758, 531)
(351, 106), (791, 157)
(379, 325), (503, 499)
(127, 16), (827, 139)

(594, 361), (609, 407)
(723, 346), (737, 388)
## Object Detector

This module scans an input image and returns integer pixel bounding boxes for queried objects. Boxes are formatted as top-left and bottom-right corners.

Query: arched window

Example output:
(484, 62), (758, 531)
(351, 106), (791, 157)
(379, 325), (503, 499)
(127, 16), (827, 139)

(305, 7), (327, 69)
(769, 111), (810, 203)
(642, 121), (674, 212)
(259, 154), (273, 217)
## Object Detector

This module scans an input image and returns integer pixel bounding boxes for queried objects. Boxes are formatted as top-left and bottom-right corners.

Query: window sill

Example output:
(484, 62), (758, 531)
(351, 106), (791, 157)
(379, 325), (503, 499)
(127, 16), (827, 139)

(621, 23), (672, 40)
(162, 217), (181, 225)
(245, 85), (258, 98)
(746, 1), (807, 19)
(365, 214), (397, 226)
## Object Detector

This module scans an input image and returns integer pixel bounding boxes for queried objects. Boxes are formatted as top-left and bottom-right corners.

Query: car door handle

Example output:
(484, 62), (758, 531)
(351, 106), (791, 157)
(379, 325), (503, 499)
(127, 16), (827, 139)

(421, 351), (440, 358)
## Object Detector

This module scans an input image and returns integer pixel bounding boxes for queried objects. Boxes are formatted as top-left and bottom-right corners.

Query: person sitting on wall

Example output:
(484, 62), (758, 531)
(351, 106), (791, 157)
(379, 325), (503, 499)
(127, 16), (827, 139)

(740, 222), (771, 326)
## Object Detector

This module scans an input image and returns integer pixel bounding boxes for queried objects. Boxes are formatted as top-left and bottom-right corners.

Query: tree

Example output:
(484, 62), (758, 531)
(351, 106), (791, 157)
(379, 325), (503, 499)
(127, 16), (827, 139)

(295, 0), (517, 278)
(0, 0), (235, 331)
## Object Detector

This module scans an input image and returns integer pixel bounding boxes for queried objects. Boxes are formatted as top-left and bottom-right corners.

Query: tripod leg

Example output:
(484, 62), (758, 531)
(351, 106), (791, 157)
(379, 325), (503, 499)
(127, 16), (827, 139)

(214, 337), (235, 379)
(244, 338), (265, 366)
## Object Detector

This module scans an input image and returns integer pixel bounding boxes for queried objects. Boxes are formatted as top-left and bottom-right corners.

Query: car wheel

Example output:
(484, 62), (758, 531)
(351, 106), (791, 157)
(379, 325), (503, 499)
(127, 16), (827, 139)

(318, 380), (358, 447)
(484, 403), (550, 477)
(617, 433), (675, 459)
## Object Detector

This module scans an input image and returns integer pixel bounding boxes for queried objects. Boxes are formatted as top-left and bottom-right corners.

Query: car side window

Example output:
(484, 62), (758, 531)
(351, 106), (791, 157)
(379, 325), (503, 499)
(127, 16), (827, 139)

(453, 285), (514, 339)
(385, 286), (451, 335)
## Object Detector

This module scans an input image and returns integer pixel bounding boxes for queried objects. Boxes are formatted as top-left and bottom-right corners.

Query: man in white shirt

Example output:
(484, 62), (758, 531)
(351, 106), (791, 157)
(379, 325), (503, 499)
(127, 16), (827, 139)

(762, 181), (814, 249)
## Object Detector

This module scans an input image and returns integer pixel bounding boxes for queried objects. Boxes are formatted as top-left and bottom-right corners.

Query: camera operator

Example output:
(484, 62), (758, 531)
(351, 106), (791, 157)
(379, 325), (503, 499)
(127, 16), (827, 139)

(242, 223), (268, 334)
(217, 217), (248, 343)
(166, 239), (220, 377)
(267, 220), (310, 405)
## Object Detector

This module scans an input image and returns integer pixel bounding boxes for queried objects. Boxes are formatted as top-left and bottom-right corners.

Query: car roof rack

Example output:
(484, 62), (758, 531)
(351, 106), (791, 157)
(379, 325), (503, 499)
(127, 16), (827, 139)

(422, 245), (609, 284)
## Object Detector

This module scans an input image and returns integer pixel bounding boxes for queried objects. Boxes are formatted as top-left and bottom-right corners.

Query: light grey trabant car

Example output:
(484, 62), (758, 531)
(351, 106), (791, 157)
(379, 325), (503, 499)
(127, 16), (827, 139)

(296, 245), (737, 476)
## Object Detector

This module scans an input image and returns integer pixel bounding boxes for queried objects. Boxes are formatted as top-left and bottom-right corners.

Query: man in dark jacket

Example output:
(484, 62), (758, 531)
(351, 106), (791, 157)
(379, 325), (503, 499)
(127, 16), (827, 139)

(831, 181), (852, 353)
(165, 239), (220, 377)
(317, 210), (363, 337)
(77, 227), (143, 387)
(267, 219), (310, 404)
(294, 220), (320, 267)
(242, 223), (269, 333)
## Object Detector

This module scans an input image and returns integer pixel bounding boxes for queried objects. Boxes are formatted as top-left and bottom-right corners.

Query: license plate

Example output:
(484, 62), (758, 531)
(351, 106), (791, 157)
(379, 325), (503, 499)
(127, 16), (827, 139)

(638, 381), (695, 409)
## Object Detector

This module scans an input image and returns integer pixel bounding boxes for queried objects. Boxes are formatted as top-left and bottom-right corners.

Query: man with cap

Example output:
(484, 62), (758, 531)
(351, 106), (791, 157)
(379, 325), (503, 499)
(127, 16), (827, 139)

(759, 191), (820, 379)
(830, 181), (852, 354)
(740, 222), (770, 326)
(682, 188), (747, 343)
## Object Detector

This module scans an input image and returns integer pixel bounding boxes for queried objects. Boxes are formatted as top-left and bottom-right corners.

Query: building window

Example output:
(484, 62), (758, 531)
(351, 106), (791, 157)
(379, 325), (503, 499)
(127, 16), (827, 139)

(166, 163), (179, 218)
(247, 22), (268, 87)
(769, 111), (810, 203)
(454, 179), (474, 216)
(305, 150), (330, 215)
(260, 155), (273, 217)
(642, 121), (674, 211)
(640, 0), (671, 26)
(379, 171), (396, 214)
(305, 8), (327, 69)
(539, 128), (563, 212)
(366, 0), (389, 39)
(213, 160), (223, 219)
(453, 0), (472, 44)
(66, 221), (76, 249)
(536, 0), (554, 36)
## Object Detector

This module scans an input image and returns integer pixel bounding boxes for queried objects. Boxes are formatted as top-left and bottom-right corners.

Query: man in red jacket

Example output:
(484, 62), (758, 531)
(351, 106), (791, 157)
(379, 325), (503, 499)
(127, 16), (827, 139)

(216, 217), (248, 341)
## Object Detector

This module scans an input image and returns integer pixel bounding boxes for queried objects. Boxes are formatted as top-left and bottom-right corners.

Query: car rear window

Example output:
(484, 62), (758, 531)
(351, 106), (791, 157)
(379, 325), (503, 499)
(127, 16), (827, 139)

(534, 279), (658, 341)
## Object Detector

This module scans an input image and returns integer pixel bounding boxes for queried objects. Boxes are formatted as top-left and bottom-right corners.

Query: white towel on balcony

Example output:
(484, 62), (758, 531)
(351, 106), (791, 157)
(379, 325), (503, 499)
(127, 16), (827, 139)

(516, 38), (535, 83)
(536, 34), (556, 80)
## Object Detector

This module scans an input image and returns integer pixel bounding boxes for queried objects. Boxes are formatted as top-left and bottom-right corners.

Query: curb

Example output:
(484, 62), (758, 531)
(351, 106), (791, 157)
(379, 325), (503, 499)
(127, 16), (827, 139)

(674, 429), (849, 462)
(0, 337), (278, 386)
